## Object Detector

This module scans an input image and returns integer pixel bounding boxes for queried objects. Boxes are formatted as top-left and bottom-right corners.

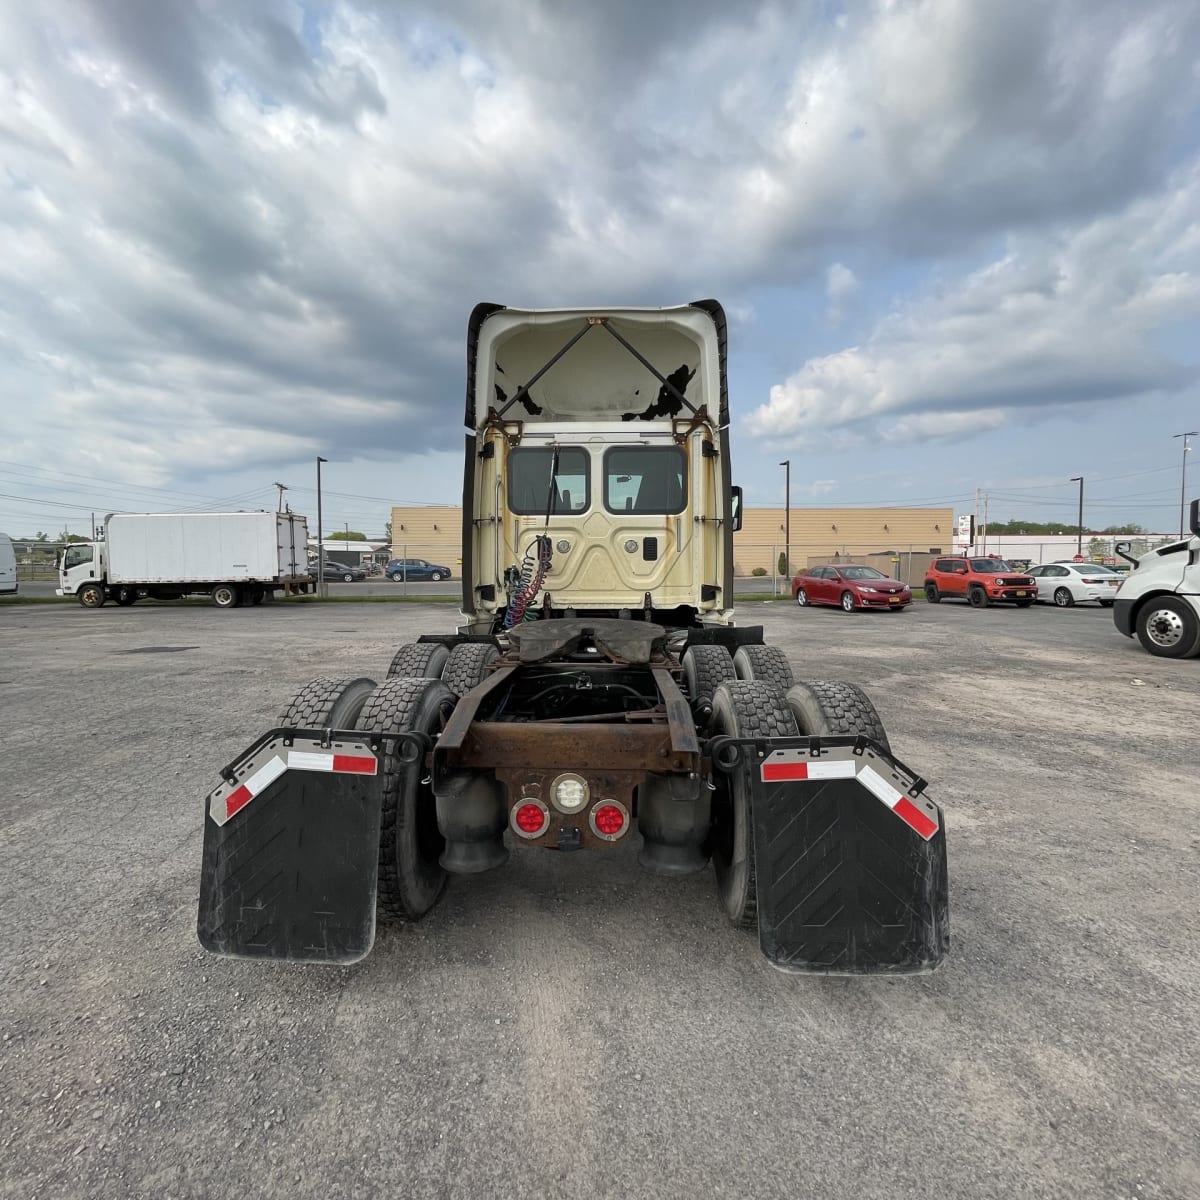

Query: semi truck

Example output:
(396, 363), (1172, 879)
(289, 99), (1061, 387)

(1112, 500), (1200, 658)
(0, 533), (16, 595)
(198, 301), (950, 975)
(58, 511), (312, 608)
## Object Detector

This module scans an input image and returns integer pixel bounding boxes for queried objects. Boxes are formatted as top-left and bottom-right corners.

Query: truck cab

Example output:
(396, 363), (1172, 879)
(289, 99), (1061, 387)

(1112, 499), (1200, 657)
(460, 302), (739, 633)
(58, 541), (105, 600)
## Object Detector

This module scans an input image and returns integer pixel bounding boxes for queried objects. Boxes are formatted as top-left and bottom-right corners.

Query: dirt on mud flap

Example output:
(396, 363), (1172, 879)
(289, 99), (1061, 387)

(197, 728), (427, 963)
(710, 734), (950, 975)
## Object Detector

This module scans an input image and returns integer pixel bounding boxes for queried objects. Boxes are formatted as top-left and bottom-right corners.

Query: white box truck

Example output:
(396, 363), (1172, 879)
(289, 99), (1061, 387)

(0, 533), (16, 595)
(1112, 499), (1200, 657)
(57, 511), (312, 609)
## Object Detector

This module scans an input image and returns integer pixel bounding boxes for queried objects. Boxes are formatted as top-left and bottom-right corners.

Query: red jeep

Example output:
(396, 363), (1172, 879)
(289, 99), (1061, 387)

(924, 556), (1036, 608)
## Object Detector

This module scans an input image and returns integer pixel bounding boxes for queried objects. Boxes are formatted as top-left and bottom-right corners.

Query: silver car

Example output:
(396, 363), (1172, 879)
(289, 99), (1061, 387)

(1027, 562), (1122, 607)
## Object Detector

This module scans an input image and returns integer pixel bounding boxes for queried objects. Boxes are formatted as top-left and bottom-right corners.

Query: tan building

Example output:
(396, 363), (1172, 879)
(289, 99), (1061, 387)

(392, 504), (953, 583)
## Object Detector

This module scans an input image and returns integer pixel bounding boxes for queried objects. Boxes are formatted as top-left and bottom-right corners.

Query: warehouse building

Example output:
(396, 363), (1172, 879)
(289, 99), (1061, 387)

(390, 504), (954, 584)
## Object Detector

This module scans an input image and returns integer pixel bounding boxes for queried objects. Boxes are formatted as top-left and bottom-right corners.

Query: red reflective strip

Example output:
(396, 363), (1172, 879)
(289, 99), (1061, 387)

(331, 754), (376, 775)
(225, 785), (253, 820)
(762, 761), (808, 782)
(893, 796), (938, 841)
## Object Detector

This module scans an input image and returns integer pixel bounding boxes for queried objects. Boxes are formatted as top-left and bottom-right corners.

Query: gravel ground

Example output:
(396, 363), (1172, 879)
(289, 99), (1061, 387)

(1, 599), (1196, 1200)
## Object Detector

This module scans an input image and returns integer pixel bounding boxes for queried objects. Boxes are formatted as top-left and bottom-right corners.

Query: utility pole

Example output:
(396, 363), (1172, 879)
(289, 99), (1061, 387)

(778, 460), (790, 584)
(316, 457), (327, 597)
(1173, 432), (1198, 539)
(273, 481), (288, 512)
(1070, 476), (1084, 555)
(974, 488), (980, 553)
(982, 492), (989, 555)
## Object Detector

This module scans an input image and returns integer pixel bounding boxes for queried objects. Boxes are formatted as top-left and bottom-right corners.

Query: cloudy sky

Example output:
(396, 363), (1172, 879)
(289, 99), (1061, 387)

(2, 0), (1199, 541)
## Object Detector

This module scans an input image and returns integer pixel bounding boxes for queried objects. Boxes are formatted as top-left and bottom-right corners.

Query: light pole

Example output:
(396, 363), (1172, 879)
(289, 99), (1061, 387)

(779, 460), (791, 587)
(316, 456), (327, 596)
(1070, 476), (1084, 556)
(1173, 432), (1198, 539)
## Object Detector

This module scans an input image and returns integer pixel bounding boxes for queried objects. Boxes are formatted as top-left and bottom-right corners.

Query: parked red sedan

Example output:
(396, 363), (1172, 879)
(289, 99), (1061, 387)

(792, 564), (912, 612)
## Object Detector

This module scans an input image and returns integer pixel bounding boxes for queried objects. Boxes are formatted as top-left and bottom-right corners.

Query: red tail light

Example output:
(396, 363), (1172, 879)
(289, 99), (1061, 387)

(512, 799), (549, 839)
(589, 800), (629, 841)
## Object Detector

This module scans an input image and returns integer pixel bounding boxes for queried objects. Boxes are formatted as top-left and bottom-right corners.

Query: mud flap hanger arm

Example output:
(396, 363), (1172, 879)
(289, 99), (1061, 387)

(495, 317), (699, 420)
(216, 727), (430, 786)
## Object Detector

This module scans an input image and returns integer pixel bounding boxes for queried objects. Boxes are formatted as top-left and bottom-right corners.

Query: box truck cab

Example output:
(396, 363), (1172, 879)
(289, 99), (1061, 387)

(1112, 499), (1200, 658)
(0, 533), (16, 595)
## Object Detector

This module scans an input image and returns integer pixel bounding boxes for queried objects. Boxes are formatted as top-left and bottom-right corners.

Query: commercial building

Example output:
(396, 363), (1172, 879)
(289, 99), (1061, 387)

(390, 504), (954, 583)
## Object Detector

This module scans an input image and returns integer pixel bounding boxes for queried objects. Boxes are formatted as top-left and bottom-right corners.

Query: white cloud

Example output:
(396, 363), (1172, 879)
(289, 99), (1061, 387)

(748, 168), (1200, 444)
(0, 0), (1197, 510)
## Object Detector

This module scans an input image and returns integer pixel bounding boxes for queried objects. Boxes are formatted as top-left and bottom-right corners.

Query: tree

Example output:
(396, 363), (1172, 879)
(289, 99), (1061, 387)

(777, 551), (790, 577)
(337, 530), (367, 541)
(1100, 524), (1146, 535)
(384, 519), (392, 541)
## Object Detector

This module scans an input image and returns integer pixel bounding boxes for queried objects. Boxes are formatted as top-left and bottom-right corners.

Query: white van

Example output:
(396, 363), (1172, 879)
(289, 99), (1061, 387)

(0, 533), (16, 595)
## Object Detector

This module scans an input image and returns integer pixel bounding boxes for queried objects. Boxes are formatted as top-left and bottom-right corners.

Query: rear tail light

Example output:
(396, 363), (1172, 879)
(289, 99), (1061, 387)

(589, 800), (629, 841)
(512, 798), (550, 839)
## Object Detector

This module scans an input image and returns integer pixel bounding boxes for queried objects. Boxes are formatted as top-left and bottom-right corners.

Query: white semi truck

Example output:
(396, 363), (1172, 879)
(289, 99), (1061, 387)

(58, 511), (312, 608)
(1112, 499), (1200, 657)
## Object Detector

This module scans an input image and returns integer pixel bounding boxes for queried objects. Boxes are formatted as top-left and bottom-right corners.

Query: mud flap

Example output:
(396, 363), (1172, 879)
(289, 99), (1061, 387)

(197, 728), (420, 963)
(711, 735), (949, 975)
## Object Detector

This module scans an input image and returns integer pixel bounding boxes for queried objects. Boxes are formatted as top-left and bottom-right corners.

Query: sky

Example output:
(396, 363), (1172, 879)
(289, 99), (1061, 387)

(1, 0), (1199, 541)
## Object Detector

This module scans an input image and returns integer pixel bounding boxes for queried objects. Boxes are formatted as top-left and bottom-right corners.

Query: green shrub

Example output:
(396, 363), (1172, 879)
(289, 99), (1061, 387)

(751, 566), (768, 577)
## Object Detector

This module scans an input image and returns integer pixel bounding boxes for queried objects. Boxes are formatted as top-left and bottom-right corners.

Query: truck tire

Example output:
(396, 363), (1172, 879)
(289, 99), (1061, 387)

(968, 586), (989, 608)
(1135, 596), (1200, 659)
(925, 584), (940, 603)
(441, 642), (500, 696)
(386, 642), (451, 680)
(114, 588), (138, 606)
(78, 582), (106, 608)
(732, 645), (795, 691)
(784, 680), (892, 755)
(277, 676), (378, 729)
(681, 645), (735, 705)
(356, 677), (458, 920)
(212, 584), (240, 609)
(709, 681), (799, 928)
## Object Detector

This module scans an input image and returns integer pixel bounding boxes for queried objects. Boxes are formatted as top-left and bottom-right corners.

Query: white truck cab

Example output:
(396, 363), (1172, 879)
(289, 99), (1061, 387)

(0, 533), (17, 595)
(1112, 499), (1200, 658)
(59, 541), (104, 597)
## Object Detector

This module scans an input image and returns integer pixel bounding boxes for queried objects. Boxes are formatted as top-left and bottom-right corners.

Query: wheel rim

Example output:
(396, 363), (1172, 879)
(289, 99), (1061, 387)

(1145, 607), (1184, 648)
(797, 589), (808, 606)
(1055, 589), (1071, 607)
(81, 587), (100, 607)
(842, 592), (854, 611)
(215, 587), (233, 605)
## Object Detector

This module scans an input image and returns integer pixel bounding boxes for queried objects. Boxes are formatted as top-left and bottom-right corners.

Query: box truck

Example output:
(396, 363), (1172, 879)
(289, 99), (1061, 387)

(57, 511), (312, 608)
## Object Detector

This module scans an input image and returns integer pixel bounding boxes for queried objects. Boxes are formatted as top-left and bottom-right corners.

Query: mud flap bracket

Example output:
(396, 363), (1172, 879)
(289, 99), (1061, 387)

(710, 735), (950, 975)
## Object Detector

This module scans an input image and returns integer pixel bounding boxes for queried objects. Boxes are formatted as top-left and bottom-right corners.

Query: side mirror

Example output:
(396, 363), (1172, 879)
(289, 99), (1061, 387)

(1114, 541), (1130, 554)
(730, 485), (743, 532)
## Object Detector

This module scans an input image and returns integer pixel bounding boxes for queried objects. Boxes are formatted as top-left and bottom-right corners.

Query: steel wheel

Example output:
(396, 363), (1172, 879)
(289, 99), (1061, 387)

(212, 584), (240, 608)
(78, 582), (106, 608)
(1136, 597), (1200, 658)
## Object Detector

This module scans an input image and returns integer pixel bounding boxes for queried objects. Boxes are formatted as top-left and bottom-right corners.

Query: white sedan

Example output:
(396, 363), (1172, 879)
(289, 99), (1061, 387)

(1027, 562), (1122, 607)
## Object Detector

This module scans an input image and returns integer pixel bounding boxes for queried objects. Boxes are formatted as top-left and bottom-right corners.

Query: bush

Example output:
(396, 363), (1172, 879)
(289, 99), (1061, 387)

(778, 552), (790, 577)
(751, 566), (767, 577)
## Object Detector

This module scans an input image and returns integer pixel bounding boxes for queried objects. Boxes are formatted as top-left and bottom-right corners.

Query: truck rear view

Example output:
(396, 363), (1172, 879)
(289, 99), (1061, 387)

(197, 301), (950, 976)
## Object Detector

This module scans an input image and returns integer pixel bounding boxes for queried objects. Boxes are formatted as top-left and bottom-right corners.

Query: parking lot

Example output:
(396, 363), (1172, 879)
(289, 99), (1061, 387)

(1, 600), (1197, 1199)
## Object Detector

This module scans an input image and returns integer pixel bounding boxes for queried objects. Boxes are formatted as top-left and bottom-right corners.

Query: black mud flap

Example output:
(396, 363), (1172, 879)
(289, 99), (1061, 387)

(711, 735), (949, 975)
(197, 728), (417, 964)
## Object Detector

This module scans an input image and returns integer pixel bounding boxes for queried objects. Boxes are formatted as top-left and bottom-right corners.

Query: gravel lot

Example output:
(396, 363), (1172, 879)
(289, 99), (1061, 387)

(1, 599), (1197, 1200)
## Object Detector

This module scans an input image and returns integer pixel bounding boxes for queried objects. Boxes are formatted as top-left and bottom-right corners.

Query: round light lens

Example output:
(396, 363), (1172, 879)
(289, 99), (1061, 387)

(556, 539), (571, 553)
(623, 539), (638, 554)
(514, 802), (547, 835)
(551, 774), (588, 813)
(592, 803), (626, 837)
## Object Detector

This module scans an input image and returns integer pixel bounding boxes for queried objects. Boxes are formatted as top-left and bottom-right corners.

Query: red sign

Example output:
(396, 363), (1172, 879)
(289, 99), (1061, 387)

(1072, 554), (1085, 562)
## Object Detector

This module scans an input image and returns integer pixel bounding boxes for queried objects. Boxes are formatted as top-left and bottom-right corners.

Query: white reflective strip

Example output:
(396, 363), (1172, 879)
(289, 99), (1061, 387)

(858, 764), (903, 810)
(805, 760), (857, 780)
(288, 751), (335, 772)
(244, 755), (287, 797)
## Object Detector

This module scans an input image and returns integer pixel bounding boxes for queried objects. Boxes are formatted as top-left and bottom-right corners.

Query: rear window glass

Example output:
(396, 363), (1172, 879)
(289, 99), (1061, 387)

(507, 447), (590, 514)
(604, 446), (687, 514)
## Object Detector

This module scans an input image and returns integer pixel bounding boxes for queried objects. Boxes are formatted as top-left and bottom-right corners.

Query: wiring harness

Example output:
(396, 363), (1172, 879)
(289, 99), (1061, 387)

(503, 535), (553, 628)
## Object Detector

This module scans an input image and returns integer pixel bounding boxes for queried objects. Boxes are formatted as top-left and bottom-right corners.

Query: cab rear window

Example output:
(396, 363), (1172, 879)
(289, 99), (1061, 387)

(507, 447), (590, 514)
(604, 446), (686, 514)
